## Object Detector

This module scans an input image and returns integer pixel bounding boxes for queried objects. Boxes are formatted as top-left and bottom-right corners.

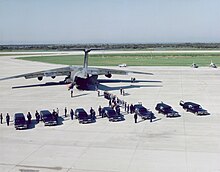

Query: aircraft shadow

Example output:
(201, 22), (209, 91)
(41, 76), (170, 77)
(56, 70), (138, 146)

(98, 84), (162, 91)
(12, 81), (67, 89)
(71, 93), (90, 98)
(98, 79), (162, 84)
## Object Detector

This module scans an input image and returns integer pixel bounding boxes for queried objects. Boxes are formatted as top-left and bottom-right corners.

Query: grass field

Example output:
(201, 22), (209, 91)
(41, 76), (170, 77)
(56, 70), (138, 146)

(16, 52), (220, 66)
(0, 54), (37, 56)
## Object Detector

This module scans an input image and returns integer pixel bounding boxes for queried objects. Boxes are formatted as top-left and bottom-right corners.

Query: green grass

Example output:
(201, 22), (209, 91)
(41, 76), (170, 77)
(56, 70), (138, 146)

(16, 52), (220, 66)
(0, 54), (37, 56)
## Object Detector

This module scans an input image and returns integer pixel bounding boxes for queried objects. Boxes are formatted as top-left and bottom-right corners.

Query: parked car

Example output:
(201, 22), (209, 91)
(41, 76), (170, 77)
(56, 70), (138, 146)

(40, 110), (57, 126)
(134, 104), (154, 120)
(75, 108), (93, 124)
(155, 102), (180, 117)
(179, 100), (209, 115)
(101, 107), (124, 122)
(14, 113), (28, 129)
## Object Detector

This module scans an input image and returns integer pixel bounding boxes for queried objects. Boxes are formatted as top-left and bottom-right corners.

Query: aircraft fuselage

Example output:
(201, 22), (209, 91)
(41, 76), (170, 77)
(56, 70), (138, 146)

(74, 75), (99, 90)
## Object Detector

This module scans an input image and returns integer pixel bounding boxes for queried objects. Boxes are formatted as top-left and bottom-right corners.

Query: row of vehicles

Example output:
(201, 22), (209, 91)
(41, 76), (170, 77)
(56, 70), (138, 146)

(191, 61), (217, 68)
(131, 100), (209, 120)
(14, 110), (58, 130)
(14, 107), (124, 129)
(14, 100), (209, 129)
(75, 107), (125, 123)
(155, 101), (209, 117)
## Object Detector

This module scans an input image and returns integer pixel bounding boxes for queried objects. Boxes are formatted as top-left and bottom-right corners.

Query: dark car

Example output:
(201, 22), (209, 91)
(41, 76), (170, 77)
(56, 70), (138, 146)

(75, 108), (93, 124)
(155, 102), (180, 117)
(180, 101), (209, 115)
(134, 104), (155, 120)
(14, 113), (28, 129)
(40, 110), (57, 126)
(101, 107), (124, 122)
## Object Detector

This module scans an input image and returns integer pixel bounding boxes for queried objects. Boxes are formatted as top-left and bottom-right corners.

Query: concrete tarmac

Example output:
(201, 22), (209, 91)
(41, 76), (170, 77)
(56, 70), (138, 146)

(0, 54), (220, 172)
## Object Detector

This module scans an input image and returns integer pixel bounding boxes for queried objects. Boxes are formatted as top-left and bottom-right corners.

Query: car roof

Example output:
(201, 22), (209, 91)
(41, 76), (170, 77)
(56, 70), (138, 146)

(134, 104), (143, 107)
(102, 107), (114, 110)
(184, 102), (200, 106)
(40, 110), (51, 114)
(14, 113), (25, 118)
(157, 103), (171, 108)
(75, 108), (86, 112)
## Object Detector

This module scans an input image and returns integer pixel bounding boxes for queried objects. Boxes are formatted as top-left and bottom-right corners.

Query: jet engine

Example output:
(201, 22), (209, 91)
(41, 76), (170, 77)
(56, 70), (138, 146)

(38, 76), (43, 81)
(105, 73), (112, 78)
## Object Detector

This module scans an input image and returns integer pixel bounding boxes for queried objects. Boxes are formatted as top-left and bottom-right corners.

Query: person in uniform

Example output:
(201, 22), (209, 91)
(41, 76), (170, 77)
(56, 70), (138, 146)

(70, 109), (74, 120)
(70, 88), (74, 97)
(64, 107), (67, 117)
(127, 104), (130, 113)
(0, 113), (3, 124)
(27, 112), (32, 124)
(134, 113), (138, 123)
(6, 113), (10, 126)
(98, 106), (102, 116)
(35, 111), (40, 123)
(120, 88), (123, 95)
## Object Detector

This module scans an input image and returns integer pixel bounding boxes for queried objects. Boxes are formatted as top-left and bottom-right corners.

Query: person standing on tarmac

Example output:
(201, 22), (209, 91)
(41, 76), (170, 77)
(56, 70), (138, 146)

(120, 88), (123, 95)
(56, 108), (59, 116)
(70, 88), (74, 98)
(0, 113), (3, 124)
(35, 111), (40, 123)
(70, 109), (74, 120)
(64, 107), (67, 117)
(98, 106), (102, 117)
(27, 112), (32, 124)
(6, 113), (10, 126)
(127, 104), (130, 113)
(150, 113), (153, 123)
(124, 102), (127, 112)
(134, 113), (138, 123)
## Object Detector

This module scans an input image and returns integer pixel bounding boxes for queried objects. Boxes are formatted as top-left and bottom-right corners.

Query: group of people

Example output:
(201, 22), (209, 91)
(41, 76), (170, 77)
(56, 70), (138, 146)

(0, 87), (151, 127)
(105, 90), (152, 124)
(0, 113), (10, 126)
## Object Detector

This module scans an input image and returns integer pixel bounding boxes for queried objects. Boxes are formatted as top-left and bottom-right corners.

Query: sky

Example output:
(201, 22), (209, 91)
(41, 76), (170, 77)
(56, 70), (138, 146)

(0, 0), (220, 44)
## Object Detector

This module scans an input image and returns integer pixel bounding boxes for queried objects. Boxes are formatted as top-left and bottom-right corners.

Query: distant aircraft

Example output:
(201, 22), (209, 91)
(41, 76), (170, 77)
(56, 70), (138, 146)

(118, 63), (127, 67)
(0, 48), (153, 90)
(191, 62), (198, 68)
(209, 61), (217, 68)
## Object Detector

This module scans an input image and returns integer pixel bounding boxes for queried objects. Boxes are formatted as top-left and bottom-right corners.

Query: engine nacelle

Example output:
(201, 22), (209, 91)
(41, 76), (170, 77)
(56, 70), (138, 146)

(105, 73), (112, 78)
(38, 76), (43, 81)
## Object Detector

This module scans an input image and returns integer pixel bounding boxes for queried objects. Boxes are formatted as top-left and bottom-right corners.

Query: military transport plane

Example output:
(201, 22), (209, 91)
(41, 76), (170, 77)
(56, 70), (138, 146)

(0, 48), (153, 90)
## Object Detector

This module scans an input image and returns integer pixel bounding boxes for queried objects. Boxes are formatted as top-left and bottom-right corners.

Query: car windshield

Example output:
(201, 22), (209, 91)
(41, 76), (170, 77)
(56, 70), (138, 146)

(43, 113), (53, 120)
(108, 110), (117, 117)
(78, 112), (88, 118)
(164, 106), (172, 111)
(15, 117), (25, 124)
(192, 105), (202, 109)
(139, 107), (147, 113)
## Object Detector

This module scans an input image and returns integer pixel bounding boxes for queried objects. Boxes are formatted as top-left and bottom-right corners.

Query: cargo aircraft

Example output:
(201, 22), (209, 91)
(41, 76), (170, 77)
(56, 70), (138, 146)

(0, 48), (153, 90)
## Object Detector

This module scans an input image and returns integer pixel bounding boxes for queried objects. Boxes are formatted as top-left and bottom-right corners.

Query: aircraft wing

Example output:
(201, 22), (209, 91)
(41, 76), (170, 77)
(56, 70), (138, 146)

(0, 66), (78, 81)
(87, 67), (153, 76)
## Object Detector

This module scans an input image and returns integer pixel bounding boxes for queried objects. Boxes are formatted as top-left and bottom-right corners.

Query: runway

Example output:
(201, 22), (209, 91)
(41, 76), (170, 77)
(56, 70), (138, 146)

(0, 54), (220, 172)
